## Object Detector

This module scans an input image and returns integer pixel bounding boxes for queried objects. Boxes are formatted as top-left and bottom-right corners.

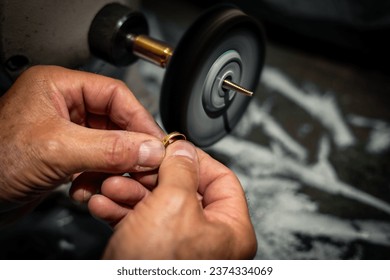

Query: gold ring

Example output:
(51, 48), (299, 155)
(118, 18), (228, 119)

(162, 132), (186, 147)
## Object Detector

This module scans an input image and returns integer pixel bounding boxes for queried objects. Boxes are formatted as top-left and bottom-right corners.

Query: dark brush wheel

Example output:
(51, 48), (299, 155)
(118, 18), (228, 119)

(160, 5), (265, 147)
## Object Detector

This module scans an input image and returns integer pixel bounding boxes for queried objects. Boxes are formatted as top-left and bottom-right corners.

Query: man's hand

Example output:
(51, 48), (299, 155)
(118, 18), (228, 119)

(90, 140), (257, 259)
(0, 66), (165, 222)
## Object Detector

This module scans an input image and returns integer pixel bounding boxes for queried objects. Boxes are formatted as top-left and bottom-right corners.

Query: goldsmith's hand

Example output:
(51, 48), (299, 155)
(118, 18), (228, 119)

(92, 140), (257, 259)
(0, 66), (165, 223)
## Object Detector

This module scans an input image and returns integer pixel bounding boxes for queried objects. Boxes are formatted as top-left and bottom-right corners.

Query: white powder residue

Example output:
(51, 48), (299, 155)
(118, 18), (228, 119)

(234, 100), (308, 161)
(261, 67), (356, 148)
(215, 136), (390, 214)
(348, 114), (390, 154)
(213, 136), (390, 259)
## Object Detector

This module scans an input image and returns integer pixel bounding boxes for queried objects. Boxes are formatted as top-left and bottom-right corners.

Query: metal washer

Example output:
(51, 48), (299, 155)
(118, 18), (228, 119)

(202, 50), (242, 116)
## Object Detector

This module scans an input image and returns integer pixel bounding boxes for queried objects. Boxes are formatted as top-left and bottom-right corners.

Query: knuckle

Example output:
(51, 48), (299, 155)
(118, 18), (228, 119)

(21, 65), (51, 80)
(112, 78), (127, 89)
(31, 134), (67, 172)
(105, 79), (128, 95)
(36, 136), (63, 160)
(21, 65), (42, 77)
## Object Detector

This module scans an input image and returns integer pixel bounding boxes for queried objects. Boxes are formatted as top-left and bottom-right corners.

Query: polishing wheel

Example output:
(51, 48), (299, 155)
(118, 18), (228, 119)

(161, 5), (265, 147)
(89, 4), (266, 147)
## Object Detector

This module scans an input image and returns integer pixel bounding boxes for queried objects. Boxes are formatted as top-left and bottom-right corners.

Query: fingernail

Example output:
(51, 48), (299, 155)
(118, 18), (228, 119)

(138, 140), (165, 169)
(168, 141), (197, 161)
(83, 188), (93, 202)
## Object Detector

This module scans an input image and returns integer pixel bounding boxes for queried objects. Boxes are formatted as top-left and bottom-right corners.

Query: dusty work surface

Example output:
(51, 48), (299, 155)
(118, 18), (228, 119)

(214, 47), (390, 259)
(1, 1), (389, 259)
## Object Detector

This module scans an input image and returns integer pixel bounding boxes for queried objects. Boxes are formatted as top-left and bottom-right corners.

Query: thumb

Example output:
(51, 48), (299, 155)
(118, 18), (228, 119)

(45, 123), (165, 175)
(157, 140), (199, 194)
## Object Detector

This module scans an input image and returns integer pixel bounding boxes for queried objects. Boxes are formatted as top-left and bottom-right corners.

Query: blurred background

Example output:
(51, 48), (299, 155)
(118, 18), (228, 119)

(0, 0), (389, 259)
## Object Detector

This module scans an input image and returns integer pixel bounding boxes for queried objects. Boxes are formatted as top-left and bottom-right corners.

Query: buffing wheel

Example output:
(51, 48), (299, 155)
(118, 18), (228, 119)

(160, 5), (265, 147)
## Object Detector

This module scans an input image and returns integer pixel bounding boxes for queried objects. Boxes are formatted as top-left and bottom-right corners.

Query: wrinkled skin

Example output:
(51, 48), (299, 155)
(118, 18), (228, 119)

(0, 66), (165, 221)
(89, 141), (257, 259)
(0, 66), (257, 259)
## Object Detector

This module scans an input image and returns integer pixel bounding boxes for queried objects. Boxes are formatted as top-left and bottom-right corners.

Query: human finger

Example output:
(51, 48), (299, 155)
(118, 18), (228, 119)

(40, 122), (165, 177)
(27, 66), (165, 138)
(157, 140), (199, 195)
(130, 171), (159, 190)
(88, 194), (131, 225)
(196, 148), (246, 206)
(100, 176), (150, 205)
(69, 172), (109, 203)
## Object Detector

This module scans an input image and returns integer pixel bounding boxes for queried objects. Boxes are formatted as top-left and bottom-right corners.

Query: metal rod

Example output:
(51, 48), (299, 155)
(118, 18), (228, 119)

(222, 79), (253, 97)
(130, 35), (253, 98)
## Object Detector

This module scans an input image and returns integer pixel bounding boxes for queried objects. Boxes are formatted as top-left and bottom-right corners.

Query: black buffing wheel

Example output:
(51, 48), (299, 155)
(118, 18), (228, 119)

(160, 5), (265, 147)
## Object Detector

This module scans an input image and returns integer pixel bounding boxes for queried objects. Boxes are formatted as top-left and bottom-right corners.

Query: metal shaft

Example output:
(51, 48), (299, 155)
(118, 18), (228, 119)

(131, 34), (253, 97)
(131, 35), (173, 68)
(222, 79), (253, 97)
